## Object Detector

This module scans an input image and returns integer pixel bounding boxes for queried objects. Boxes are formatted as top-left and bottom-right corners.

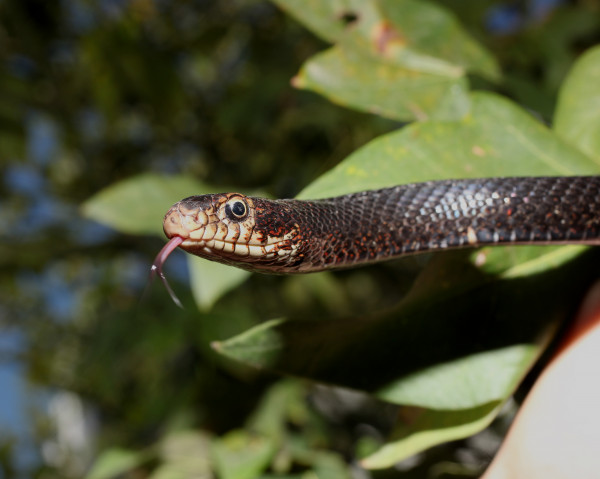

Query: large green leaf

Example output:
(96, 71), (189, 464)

(294, 45), (470, 122)
(212, 430), (276, 479)
(278, 0), (499, 121)
(150, 430), (213, 479)
(375, 345), (538, 410)
(81, 172), (206, 236)
(270, 0), (381, 44)
(376, 0), (500, 80)
(298, 91), (597, 199)
(246, 380), (306, 441)
(188, 256), (251, 311)
(360, 402), (503, 469)
(85, 448), (151, 479)
(274, 0), (499, 80)
(554, 45), (600, 163)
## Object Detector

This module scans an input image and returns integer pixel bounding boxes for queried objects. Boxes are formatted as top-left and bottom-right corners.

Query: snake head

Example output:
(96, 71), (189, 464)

(163, 193), (302, 272)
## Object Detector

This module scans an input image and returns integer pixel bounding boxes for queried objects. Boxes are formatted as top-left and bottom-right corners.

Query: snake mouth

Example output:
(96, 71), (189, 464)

(181, 235), (289, 260)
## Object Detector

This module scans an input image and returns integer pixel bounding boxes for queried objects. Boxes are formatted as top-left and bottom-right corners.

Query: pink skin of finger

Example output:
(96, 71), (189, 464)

(150, 236), (184, 308)
(483, 281), (600, 479)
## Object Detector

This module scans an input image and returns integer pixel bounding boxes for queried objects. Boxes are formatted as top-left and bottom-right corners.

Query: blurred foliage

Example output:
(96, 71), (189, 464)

(0, 0), (599, 478)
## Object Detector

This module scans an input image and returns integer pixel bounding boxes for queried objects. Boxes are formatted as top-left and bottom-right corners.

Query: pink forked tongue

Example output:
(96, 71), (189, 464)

(150, 236), (184, 308)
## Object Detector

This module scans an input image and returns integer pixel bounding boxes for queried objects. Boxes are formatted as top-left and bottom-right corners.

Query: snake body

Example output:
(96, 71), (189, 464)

(163, 177), (600, 273)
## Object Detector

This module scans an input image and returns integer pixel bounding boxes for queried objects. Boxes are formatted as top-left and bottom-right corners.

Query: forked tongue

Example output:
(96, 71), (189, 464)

(150, 236), (184, 308)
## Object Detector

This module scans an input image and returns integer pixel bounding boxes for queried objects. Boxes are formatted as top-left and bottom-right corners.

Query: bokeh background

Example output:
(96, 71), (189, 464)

(1, 0), (599, 477)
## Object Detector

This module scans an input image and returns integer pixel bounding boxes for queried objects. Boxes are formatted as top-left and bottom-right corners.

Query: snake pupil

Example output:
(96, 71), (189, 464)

(227, 199), (247, 219)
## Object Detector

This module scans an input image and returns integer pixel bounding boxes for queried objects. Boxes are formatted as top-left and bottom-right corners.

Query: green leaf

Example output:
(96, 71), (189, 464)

(270, 0), (381, 44)
(212, 430), (276, 479)
(360, 402), (502, 469)
(85, 448), (151, 479)
(554, 45), (600, 163)
(283, 0), (499, 121)
(298, 91), (597, 199)
(376, 345), (537, 409)
(274, 0), (499, 80)
(311, 452), (353, 479)
(150, 430), (213, 479)
(81, 173), (207, 236)
(212, 319), (285, 370)
(294, 45), (470, 122)
(287, 437), (352, 479)
(376, 0), (500, 81)
(246, 380), (305, 441)
(188, 256), (251, 311)
(472, 244), (589, 279)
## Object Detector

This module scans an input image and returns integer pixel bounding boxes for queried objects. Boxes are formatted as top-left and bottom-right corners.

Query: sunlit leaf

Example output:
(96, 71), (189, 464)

(360, 402), (502, 469)
(85, 448), (151, 479)
(472, 244), (589, 278)
(294, 45), (470, 122)
(188, 255), (250, 311)
(212, 430), (276, 479)
(311, 452), (353, 479)
(81, 173), (206, 236)
(282, 0), (499, 121)
(274, 0), (499, 80)
(246, 380), (306, 440)
(150, 430), (213, 479)
(376, 0), (500, 81)
(554, 45), (600, 163)
(376, 345), (538, 409)
(270, 0), (381, 43)
(212, 319), (285, 370)
(298, 92), (597, 199)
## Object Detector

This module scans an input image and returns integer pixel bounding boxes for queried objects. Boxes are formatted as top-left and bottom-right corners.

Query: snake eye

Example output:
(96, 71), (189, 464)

(225, 198), (248, 220)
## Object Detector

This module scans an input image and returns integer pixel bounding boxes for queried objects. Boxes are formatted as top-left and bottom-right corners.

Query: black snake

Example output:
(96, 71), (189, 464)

(158, 177), (600, 274)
